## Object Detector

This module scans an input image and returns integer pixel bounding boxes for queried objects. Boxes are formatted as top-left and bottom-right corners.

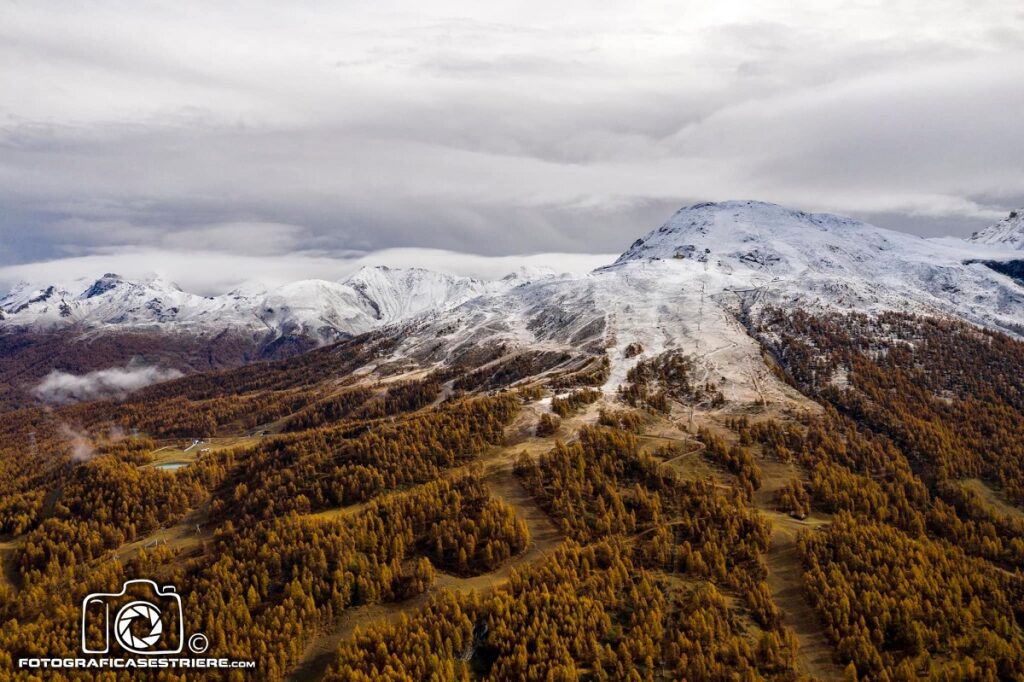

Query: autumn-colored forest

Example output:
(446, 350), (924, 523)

(0, 310), (1023, 680)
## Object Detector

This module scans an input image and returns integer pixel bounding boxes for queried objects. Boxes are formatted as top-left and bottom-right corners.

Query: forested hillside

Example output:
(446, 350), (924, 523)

(0, 309), (1023, 680)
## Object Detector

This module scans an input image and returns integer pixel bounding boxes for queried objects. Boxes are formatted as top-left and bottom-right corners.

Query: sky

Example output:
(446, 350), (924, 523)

(2, 0), (1023, 292)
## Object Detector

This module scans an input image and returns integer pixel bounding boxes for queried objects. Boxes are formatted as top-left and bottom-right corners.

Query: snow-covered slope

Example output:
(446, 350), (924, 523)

(5, 201), (1024, 404)
(969, 209), (1024, 250)
(0, 266), (501, 341)
(387, 256), (805, 406)
(610, 200), (1024, 332)
(371, 201), (1024, 409)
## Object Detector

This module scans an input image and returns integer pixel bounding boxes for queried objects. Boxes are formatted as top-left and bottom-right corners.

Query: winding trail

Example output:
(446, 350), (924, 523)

(751, 458), (841, 680)
(762, 511), (843, 681)
(287, 420), (565, 682)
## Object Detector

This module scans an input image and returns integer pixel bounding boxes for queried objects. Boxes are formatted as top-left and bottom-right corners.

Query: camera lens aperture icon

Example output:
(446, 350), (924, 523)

(115, 601), (163, 651)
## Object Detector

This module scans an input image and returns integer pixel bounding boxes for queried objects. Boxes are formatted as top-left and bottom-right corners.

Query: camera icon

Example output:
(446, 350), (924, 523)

(81, 579), (185, 655)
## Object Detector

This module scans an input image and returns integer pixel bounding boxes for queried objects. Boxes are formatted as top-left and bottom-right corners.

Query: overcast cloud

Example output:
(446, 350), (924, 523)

(2, 0), (1023, 284)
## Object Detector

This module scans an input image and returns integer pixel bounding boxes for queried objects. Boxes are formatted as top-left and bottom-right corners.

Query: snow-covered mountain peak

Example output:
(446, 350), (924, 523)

(82, 273), (125, 298)
(500, 265), (563, 284)
(614, 200), (900, 271)
(595, 199), (1024, 335)
(969, 209), (1024, 250)
(344, 265), (482, 294)
(340, 265), (497, 323)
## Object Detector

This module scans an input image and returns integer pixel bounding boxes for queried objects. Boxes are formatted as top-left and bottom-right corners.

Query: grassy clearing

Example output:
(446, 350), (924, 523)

(960, 478), (1024, 521)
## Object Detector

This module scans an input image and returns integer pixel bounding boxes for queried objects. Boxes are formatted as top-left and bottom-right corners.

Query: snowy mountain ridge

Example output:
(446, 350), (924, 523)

(608, 201), (1024, 332)
(4, 201), (1024, 349)
(969, 209), (1024, 250)
(348, 201), (1024, 411)
(3, 200), (1024, 409)
(0, 265), (510, 341)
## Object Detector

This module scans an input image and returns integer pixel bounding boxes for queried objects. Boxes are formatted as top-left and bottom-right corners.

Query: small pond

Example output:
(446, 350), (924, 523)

(154, 462), (189, 471)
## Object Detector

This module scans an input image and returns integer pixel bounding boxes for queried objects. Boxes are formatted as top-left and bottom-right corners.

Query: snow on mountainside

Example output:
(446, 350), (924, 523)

(0, 266), (502, 341)
(969, 209), (1024, 250)
(375, 201), (1024, 409)
(2, 199), (1024, 413)
(4, 200), (1024, 404)
(612, 200), (1024, 333)
(346, 266), (499, 324)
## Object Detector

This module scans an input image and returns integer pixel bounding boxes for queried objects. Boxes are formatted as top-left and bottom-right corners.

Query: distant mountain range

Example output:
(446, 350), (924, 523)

(0, 266), (511, 341)
(2, 201), (1023, 408)
(4, 202), (1023, 339)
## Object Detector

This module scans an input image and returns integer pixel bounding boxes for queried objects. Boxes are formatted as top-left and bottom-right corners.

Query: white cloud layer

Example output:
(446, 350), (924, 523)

(0, 248), (618, 295)
(34, 365), (184, 405)
(1, 0), (1022, 264)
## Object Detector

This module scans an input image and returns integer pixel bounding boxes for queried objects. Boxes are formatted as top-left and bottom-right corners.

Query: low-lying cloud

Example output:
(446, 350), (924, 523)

(58, 423), (96, 462)
(34, 364), (184, 404)
(0, 247), (618, 296)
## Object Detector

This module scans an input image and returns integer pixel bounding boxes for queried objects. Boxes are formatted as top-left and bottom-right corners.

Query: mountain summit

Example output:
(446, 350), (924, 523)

(969, 209), (1024, 250)
(614, 200), (941, 277)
